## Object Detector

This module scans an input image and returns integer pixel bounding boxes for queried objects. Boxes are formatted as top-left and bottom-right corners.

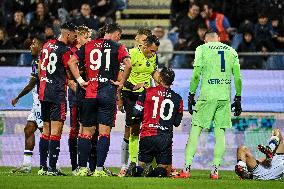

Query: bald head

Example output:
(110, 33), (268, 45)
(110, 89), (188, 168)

(204, 31), (220, 43)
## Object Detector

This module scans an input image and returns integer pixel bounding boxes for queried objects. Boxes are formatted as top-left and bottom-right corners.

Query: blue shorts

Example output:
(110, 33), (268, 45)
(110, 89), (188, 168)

(41, 101), (67, 122)
(139, 135), (172, 165)
(80, 84), (117, 127)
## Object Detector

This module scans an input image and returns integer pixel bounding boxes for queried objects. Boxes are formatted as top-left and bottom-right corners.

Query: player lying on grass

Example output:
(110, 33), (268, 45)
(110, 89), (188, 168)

(235, 128), (284, 180)
(11, 37), (43, 173)
(128, 67), (183, 177)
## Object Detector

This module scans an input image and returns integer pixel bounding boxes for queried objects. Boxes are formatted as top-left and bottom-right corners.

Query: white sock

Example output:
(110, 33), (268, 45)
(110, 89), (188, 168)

(211, 165), (218, 174)
(121, 138), (129, 169)
(237, 160), (247, 170)
(23, 150), (33, 166)
(183, 164), (190, 172)
(269, 136), (279, 151)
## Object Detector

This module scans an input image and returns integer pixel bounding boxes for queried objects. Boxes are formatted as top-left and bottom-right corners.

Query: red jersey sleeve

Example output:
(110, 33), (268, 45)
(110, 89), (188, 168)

(118, 44), (130, 64)
(62, 50), (72, 68)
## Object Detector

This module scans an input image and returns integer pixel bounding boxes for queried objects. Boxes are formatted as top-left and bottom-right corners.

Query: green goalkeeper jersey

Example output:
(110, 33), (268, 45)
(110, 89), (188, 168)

(189, 42), (242, 100)
(122, 45), (158, 93)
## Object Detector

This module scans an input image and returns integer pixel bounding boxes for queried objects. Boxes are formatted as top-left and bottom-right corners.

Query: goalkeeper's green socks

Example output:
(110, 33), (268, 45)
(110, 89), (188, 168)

(184, 125), (202, 171)
(129, 134), (139, 163)
(213, 127), (225, 166)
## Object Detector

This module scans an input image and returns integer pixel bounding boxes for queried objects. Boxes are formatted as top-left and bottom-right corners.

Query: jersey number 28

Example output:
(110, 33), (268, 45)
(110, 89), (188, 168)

(41, 49), (58, 74)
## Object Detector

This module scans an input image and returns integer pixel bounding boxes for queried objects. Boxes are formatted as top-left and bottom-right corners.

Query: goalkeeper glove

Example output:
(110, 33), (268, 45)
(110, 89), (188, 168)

(231, 96), (242, 116)
(188, 93), (196, 115)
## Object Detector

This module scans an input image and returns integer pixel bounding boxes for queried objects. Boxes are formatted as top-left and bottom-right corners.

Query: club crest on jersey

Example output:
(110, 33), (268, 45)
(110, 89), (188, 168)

(146, 61), (150, 67)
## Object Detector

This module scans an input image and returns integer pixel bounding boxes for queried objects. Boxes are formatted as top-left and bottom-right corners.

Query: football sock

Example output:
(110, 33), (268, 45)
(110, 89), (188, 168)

(78, 134), (92, 168)
(129, 134), (139, 163)
(213, 127), (225, 166)
(121, 138), (129, 169)
(211, 165), (219, 174)
(183, 165), (191, 173)
(269, 136), (279, 152)
(89, 137), (97, 172)
(23, 150), (33, 166)
(68, 137), (78, 171)
(185, 125), (202, 169)
(39, 134), (49, 169)
(96, 134), (110, 168)
(49, 135), (61, 170)
(237, 160), (247, 168)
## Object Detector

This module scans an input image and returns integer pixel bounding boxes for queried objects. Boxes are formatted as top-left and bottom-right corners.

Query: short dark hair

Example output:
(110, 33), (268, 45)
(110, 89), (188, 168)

(189, 2), (200, 9)
(204, 29), (217, 37)
(99, 23), (122, 37)
(137, 27), (152, 36)
(144, 34), (160, 46)
(160, 67), (175, 86)
(61, 22), (77, 31)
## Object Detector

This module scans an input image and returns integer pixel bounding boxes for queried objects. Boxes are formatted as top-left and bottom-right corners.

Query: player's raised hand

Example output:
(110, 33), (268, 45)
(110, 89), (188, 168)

(11, 98), (19, 107)
(231, 96), (242, 116)
(188, 93), (196, 115)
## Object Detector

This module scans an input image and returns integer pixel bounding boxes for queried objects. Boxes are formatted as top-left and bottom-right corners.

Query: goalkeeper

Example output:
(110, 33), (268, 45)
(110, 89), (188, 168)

(175, 30), (242, 179)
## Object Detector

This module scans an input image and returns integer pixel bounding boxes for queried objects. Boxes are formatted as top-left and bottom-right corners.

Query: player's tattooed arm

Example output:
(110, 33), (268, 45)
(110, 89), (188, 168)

(11, 76), (37, 107)
(68, 55), (88, 89)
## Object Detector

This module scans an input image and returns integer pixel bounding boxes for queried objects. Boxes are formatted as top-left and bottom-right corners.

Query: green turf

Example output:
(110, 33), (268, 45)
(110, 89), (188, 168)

(0, 167), (283, 189)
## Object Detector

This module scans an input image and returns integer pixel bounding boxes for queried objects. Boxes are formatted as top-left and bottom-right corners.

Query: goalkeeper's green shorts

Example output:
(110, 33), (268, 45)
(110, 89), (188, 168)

(191, 100), (232, 129)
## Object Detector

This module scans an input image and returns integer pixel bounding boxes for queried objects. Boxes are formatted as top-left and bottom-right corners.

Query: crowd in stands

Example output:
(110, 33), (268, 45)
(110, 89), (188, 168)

(169, 0), (284, 69)
(0, 0), (283, 69)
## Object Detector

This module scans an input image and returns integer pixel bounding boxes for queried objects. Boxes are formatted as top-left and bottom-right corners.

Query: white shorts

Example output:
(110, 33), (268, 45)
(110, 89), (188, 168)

(27, 98), (43, 129)
(252, 155), (284, 180)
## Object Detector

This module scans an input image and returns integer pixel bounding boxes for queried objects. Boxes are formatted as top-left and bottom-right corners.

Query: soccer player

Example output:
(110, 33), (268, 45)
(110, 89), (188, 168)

(38, 22), (77, 176)
(235, 128), (284, 180)
(118, 28), (152, 177)
(68, 23), (132, 177)
(67, 25), (92, 173)
(119, 35), (160, 176)
(175, 30), (242, 179)
(130, 67), (183, 177)
(10, 37), (43, 173)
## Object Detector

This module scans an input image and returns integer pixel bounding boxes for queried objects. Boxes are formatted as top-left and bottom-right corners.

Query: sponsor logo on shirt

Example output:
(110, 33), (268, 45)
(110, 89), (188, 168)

(208, 78), (231, 85)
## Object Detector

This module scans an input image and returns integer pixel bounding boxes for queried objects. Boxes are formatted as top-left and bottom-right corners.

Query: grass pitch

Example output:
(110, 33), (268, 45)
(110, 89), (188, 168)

(0, 167), (283, 189)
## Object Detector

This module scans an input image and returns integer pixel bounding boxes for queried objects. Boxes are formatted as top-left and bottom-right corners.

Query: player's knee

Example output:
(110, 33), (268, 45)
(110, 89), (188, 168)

(24, 122), (36, 136)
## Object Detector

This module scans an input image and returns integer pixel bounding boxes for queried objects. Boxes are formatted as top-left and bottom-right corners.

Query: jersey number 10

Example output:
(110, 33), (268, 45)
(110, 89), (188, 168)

(218, 51), (225, 72)
(152, 96), (174, 121)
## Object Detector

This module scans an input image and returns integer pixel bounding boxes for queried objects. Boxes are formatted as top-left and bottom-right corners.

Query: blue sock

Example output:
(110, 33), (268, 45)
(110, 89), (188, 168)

(96, 135), (110, 168)
(39, 134), (49, 170)
(49, 135), (61, 170)
(89, 137), (97, 172)
(68, 137), (78, 171)
(78, 134), (92, 167)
